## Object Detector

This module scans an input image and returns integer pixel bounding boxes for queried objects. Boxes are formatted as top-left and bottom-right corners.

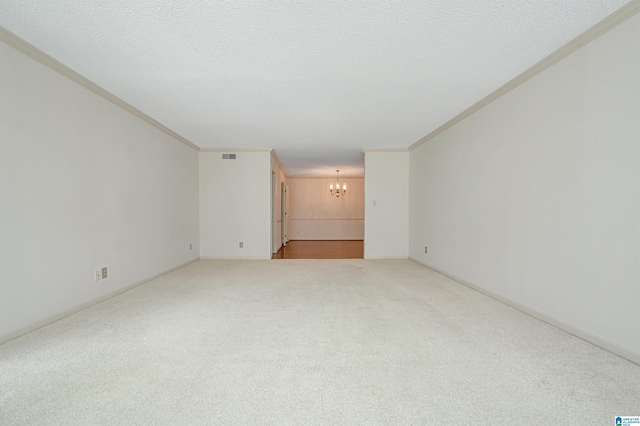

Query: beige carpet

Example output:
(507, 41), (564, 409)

(1, 260), (638, 424)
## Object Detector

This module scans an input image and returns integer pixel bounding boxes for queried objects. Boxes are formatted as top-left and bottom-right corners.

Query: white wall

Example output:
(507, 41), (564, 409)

(409, 13), (640, 358)
(0, 40), (200, 340)
(364, 151), (409, 259)
(288, 177), (364, 240)
(199, 151), (271, 259)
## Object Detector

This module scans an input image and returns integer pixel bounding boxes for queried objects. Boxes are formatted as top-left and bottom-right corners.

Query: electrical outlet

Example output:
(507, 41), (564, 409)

(95, 270), (102, 281)
(190, 243), (192, 250)
(424, 246), (428, 254)
(373, 200), (378, 207)
(239, 242), (244, 248)
(102, 267), (108, 279)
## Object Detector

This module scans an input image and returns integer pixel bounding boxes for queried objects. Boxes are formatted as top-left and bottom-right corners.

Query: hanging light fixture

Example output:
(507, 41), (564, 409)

(329, 169), (347, 197)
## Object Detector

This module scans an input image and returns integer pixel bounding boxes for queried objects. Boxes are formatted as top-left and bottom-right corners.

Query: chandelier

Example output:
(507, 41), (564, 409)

(329, 169), (347, 197)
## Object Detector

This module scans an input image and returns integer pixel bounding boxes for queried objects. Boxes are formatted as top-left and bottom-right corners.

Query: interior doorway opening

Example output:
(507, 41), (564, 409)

(272, 174), (364, 259)
(281, 182), (288, 247)
(271, 170), (277, 255)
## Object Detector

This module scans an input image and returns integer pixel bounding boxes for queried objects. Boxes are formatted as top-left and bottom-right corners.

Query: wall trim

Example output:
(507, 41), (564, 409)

(361, 148), (409, 153)
(408, 0), (640, 151)
(364, 255), (409, 260)
(271, 150), (288, 178)
(199, 148), (272, 152)
(408, 257), (640, 366)
(287, 174), (365, 178)
(0, 26), (200, 152)
(199, 256), (271, 260)
(290, 217), (364, 221)
(0, 258), (200, 346)
(287, 176), (365, 180)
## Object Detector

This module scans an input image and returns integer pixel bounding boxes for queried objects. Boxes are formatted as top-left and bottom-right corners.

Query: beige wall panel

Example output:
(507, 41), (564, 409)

(288, 177), (364, 240)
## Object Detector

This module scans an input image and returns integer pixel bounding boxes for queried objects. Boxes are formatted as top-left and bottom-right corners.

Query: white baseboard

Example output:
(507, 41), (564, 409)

(364, 255), (409, 260)
(199, 256), (270, 260)
(0, 258), (200, 346)
(409, 257), (640, 366)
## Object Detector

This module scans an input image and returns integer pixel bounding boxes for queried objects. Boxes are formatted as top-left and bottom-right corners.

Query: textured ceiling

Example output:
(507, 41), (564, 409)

(0, 1), (631, 176)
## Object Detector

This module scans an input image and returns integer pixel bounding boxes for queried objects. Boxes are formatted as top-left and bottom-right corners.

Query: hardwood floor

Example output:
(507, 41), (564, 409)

(272, 240), (363, 259)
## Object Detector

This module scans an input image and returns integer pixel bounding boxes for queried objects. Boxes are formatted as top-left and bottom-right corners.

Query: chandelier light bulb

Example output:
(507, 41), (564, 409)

(329, 169), (347, 198)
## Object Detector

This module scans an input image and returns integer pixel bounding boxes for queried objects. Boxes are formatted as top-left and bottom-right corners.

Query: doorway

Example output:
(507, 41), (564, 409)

(272, 175), (364, 259)
(281, 182), (288, 247)
(271, 170), (277, 255)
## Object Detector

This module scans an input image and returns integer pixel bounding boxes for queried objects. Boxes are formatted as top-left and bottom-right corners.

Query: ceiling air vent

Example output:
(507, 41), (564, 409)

(222, 153), (236, 159)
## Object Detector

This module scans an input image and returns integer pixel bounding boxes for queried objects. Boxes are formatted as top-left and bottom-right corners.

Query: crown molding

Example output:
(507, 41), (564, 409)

(270, 150), (288, 178)
(409, 0), (640, 151)
(361, 148), (409, 153)
(0, 26), (200, 152)
(199, 148), (272, 152)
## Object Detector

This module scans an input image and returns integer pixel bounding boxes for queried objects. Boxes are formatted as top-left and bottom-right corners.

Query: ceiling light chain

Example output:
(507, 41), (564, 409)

(329, 169), (346, 197)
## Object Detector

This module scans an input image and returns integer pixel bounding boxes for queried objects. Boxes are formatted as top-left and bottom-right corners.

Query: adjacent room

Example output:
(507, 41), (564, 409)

(273, 174), (365, 259)
(1, 1), (639, 424)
